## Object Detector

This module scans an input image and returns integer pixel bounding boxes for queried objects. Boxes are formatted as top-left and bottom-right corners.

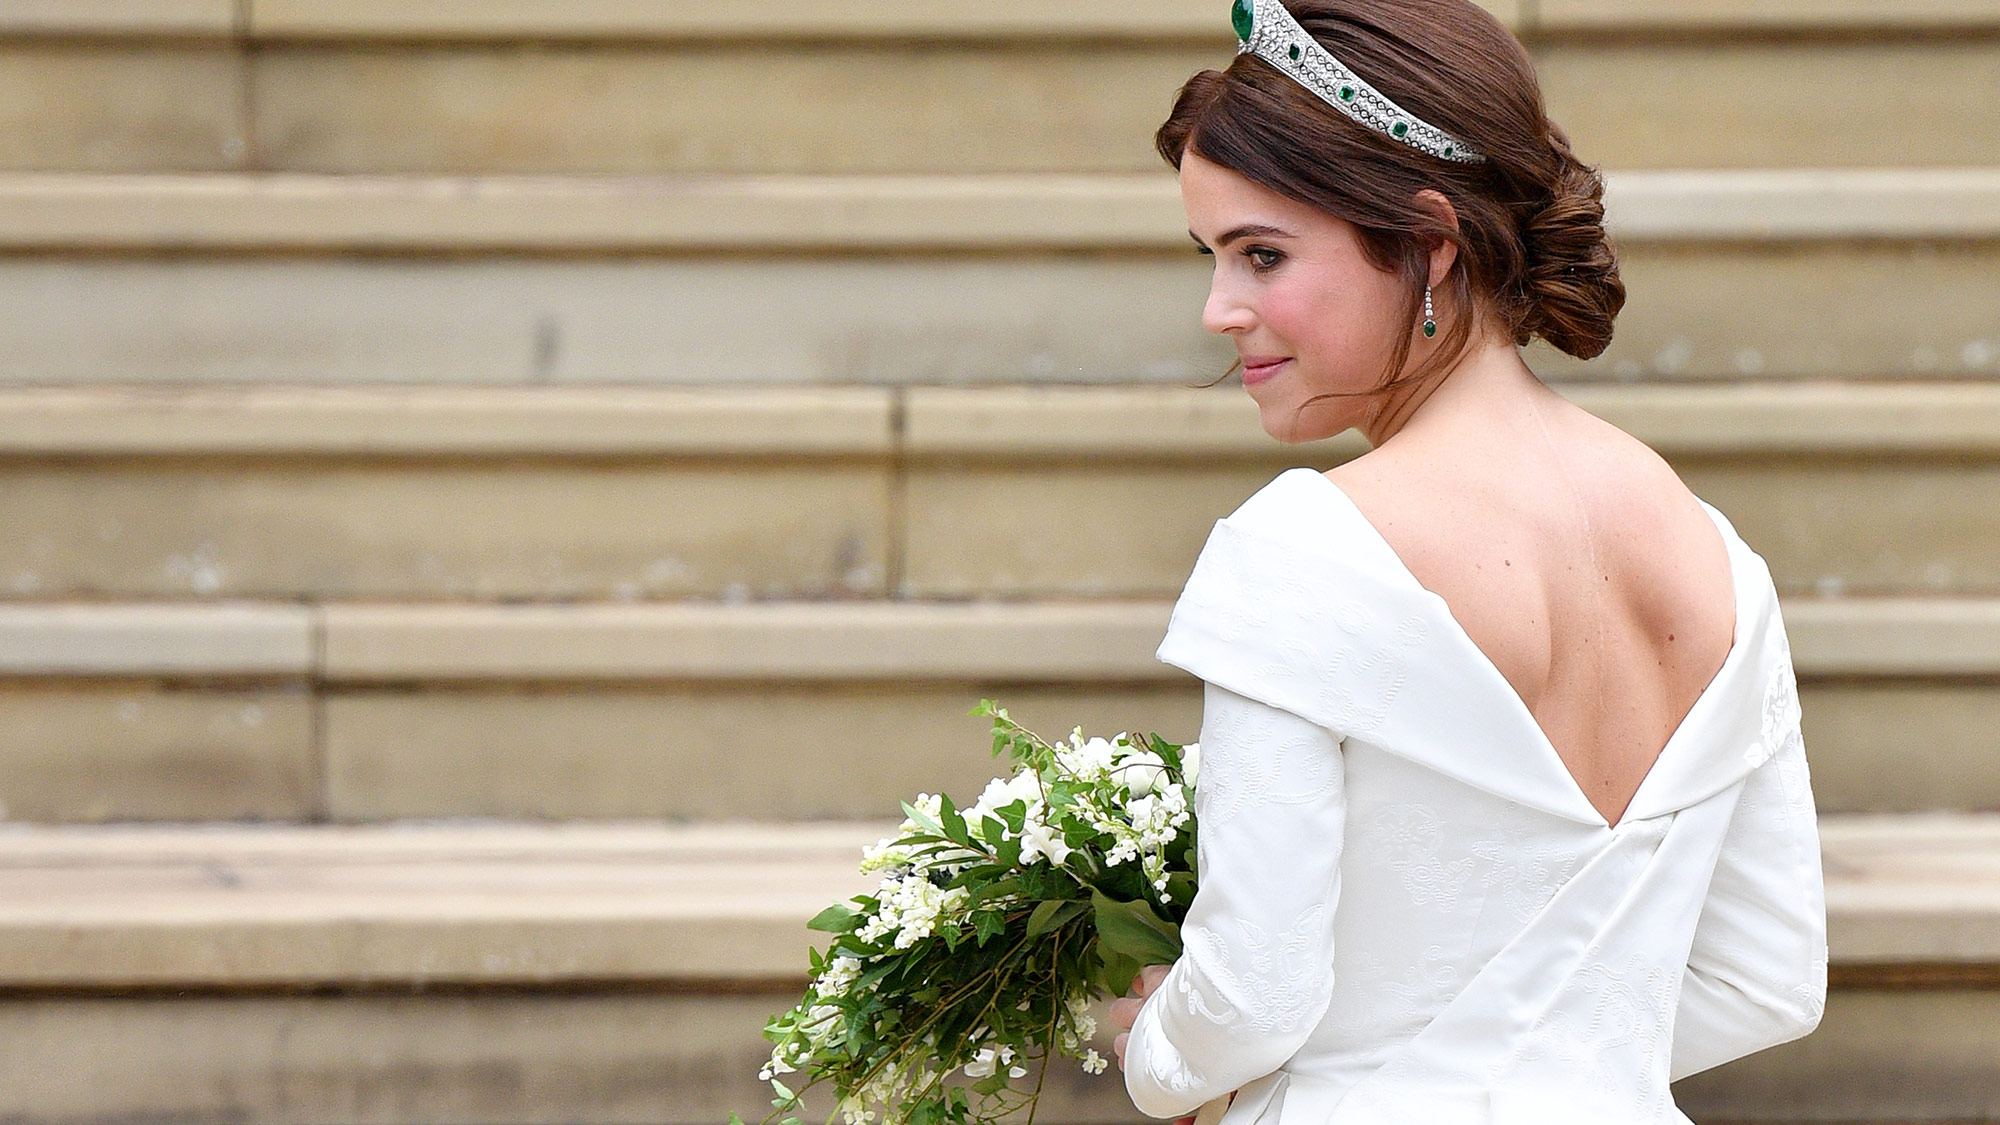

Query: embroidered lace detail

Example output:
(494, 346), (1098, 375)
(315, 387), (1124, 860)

(1368, 803), (1476, 909)
(1196, 700), (1342, 829)
(1517, 951), (1674, 1116)
(1183, 904), (1335, 1034)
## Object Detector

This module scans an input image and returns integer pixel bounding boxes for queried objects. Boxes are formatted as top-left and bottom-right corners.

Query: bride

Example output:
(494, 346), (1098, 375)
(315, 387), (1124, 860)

(1104, 0), (1828, 1122)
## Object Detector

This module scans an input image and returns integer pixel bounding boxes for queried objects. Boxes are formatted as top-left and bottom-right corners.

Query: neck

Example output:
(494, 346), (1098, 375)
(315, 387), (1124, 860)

(1358, 327), (1554, 450)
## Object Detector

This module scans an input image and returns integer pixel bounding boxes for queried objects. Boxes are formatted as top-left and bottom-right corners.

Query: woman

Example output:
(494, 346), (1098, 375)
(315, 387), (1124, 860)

(1104, 1), (1828, 1122)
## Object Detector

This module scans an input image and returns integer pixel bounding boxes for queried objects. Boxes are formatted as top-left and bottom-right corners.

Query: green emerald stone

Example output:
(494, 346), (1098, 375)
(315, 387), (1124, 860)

(1391, 121), (1410, 138)
(1423, 320), (1437, 339)
(1338, 85), (1356, 101)
(1231, 0), (1254, 40)
(1289, 44), (1302, 61)
(1444, 145), (1454, 156)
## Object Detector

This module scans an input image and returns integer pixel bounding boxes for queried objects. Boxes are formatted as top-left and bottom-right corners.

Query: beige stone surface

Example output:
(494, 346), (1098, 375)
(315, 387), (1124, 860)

(0, 255), (1229, 385)
(5, 170), (2000, 252)
(0, 462), (889, 600)
(0, 0), (234, 34)
(246, 0), (1249, 39)
(0, 386), (894, 457)
(234, 39), (2000, 174)
(321, 602), (1175, 682)
(0, 603), (312, 675)
(0, 986), (1990, 1124)
(903, 464), (1302, 598)
(1540, 38), (2000, 170)
(906, 459), (2000, 597)
(909, 383), (2000, 458)
(1675, 461), (2000, 596)
(0, 685), (314, 822)
(325, 684), (1204, 820)
(0, 816), (1987, 983)
(1530, 241), (2000, 383)
(0, 988), (1142, 1124)
(249, 45), (1217, 175)
(0, 45), (244, 172)
(0, 240), (1993, 387)
(0, 823), (885, 987)
(1542, 0), (2000, 30)
(1804, 684), (2000, 814)
(1785, 598), (2000, 675)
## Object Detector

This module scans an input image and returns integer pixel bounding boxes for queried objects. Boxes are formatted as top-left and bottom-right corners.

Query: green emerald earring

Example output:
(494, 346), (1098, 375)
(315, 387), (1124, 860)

(1423, 286), (1437, 339)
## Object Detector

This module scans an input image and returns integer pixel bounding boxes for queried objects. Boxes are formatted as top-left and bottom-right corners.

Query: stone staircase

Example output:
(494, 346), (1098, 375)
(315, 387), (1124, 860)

(0, 1), (1997, 1122)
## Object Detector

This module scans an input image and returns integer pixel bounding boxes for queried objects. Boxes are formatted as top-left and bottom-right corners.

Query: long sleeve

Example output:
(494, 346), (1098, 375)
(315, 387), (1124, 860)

(1669, 701), (1828, 1081)
(1124, 681), (1346, 1119)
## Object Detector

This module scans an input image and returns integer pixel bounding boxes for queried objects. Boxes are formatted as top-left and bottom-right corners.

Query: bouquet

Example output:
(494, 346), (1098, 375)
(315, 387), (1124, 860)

(733, 701), (1202, 1125)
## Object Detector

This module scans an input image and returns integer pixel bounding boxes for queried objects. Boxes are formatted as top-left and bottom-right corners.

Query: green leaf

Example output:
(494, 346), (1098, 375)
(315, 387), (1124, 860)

(1026, 897), (1087, 938)
(1091, 888), (1182, 967)
(972, 1073), (1011, 1096)
(972, 908), (1007, 946)
(806, 904), (864, 934)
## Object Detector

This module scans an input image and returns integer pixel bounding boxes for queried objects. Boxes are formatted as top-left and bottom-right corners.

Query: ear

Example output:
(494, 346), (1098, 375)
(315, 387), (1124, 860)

(1413, 188), (1461, 288)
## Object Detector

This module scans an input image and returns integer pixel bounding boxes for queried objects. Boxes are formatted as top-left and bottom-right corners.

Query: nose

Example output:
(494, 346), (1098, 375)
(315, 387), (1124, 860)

(1201, 271), (1254, 337)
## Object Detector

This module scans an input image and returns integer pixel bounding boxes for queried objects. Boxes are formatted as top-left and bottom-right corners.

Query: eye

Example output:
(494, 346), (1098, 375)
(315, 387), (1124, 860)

(1194, 245), (1214, 257)
(1245, 246), (1284, 271)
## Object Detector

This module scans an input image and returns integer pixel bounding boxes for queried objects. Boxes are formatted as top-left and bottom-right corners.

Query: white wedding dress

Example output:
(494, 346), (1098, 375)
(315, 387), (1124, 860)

(1124, 467), (1827, 1125)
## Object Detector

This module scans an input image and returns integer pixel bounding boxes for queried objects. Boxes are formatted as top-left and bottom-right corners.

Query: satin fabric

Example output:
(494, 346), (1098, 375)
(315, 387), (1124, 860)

(1124, 468), (1827, 1125)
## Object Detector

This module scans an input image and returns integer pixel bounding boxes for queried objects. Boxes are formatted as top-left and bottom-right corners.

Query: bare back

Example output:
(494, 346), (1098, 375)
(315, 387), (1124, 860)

(1325, 397), (1737, 827)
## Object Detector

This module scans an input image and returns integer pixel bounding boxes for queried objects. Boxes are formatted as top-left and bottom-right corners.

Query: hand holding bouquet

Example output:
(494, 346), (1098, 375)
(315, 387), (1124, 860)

(735, 702), (1203, 1125)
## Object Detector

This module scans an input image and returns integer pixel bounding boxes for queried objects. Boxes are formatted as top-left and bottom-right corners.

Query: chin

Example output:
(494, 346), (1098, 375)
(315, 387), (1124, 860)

(1257, 403), (1343, 445)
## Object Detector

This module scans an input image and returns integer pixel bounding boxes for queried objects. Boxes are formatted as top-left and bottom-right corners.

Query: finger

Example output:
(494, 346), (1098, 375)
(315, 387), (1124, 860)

(1106, 996), (1140, 1030)
(1113, 1031), (1129, 1071)
(1137, 963), (1172, 996)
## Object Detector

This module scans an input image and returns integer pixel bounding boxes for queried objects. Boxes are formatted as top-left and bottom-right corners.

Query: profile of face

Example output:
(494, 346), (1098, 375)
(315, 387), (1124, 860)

(1179, 149), (1443, 445)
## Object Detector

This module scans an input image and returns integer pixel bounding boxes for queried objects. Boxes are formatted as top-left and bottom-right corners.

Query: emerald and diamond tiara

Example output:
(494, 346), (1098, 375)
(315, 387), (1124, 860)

(1231, 0), (1487, 164)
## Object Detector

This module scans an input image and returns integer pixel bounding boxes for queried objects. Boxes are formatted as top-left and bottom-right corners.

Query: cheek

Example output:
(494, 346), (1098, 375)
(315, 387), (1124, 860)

(1260, 273), (1384, 367)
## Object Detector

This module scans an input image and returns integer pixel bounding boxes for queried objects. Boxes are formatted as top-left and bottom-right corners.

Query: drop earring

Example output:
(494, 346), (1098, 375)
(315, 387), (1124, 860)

(1422, 286), (1437, 339)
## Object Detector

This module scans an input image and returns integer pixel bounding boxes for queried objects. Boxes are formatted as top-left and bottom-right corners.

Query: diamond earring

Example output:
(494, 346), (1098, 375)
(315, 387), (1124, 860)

(1423, 286), (1437, 339)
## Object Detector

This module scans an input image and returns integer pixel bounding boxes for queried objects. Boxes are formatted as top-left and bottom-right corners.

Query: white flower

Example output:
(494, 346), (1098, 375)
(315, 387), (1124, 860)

(1057, 735), (1119, 781)
(1017, 816), (1073, 867)
(856, 873), (970, 949)
(817, 955), (863, 996)
(1114, 748), (1169, 797)
(969, 769), (1043, 827)
(1183, 742), (1201, 786)
(1082, 1049), (1108, 1075)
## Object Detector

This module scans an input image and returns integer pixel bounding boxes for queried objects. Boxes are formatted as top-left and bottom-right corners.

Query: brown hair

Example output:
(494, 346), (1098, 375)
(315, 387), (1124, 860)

(1157, 0), (1624, 399)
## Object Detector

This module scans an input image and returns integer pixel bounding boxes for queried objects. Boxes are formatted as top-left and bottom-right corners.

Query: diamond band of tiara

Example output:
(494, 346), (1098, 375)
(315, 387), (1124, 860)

(1232, 0), (1487, 164)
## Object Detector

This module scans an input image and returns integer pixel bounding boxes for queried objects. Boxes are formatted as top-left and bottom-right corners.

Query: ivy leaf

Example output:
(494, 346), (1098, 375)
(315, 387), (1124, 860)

(806, 904), (864, 933)
(972, 908), (1008, 946)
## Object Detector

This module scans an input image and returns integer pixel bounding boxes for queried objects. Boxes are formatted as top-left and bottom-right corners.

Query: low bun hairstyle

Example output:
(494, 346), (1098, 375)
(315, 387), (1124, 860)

(1157, 0), (1626, 395)
(1519, 126), (1621, 359)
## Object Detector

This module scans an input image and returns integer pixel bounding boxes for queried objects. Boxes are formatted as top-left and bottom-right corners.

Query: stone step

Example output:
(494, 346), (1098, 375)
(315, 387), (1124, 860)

(0, 172), (1994, 386)
(2, 384), (1999, 606)
(0, 817), (1993, 1123)
(15, 0), (2000, 41)
(0, 7), (1993, 175)
(2, 594), (1999, 823)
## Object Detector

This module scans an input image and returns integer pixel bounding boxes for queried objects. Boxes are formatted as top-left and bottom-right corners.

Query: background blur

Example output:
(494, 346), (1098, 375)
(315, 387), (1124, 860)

(0, 0), (1997, 1121)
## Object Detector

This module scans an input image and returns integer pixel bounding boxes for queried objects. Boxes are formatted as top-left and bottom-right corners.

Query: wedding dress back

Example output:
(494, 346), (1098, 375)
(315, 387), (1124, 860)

(1124, 467), (1827, 1125)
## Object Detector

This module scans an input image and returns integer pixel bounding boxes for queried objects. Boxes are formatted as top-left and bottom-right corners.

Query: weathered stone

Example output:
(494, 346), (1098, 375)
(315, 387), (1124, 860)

(325, 684), (1204, 820)
(0, 462), (890, 600)
(1539, 38), (2000, 169)
(0, 45), (244, 171)
(0, 685), (314, 822)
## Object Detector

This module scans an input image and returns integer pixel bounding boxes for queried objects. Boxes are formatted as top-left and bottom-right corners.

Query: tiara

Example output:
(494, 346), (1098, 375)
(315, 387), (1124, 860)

(1231, 0), (1487, 164)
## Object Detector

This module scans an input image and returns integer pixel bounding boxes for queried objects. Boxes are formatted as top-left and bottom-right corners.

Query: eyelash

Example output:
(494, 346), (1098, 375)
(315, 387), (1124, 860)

(1194, 245), (1283, 272)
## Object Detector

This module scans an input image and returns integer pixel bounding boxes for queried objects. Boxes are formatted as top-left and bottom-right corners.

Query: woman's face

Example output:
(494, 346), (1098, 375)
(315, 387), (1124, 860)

(1179, 149), (1420, 445)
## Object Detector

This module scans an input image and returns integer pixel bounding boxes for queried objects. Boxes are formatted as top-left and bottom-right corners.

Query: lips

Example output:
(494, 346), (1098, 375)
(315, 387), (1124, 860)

(1240, 356), (1290, 386)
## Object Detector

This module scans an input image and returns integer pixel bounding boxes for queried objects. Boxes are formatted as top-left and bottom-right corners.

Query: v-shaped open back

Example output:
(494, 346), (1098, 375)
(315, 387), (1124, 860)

(1302, 469), (1749, 830)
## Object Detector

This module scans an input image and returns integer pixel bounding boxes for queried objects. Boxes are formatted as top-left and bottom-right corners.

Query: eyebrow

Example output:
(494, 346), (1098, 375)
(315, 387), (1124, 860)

(1189, 223), (1296, 249)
